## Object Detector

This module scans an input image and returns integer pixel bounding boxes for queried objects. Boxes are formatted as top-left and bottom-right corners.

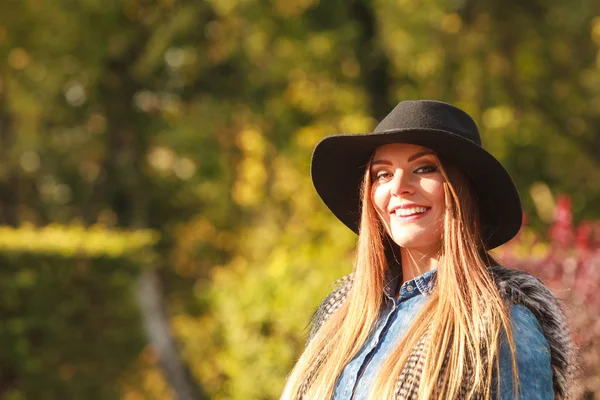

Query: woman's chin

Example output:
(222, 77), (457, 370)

(389, 234), (442, 253)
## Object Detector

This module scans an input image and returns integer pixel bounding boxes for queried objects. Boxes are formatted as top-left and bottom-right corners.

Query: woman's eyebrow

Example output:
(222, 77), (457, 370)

(370, 159), (392, 167)
(407, 151), (435, 162)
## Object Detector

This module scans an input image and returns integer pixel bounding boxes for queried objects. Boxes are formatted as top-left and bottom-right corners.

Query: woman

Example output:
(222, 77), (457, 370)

(281, 100), (578, 399)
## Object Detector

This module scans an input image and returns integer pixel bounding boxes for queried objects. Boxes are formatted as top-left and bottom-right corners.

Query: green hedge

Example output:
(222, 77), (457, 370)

(0, 225), (158, 400)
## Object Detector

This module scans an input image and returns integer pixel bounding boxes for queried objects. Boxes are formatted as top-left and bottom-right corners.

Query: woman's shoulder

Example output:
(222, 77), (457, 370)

(490, 265), (579, 399)
(509, 303), (543, 331)
(307, 273), (354, 343)
(508, 304), (548, 352)
(497, 304), (555, 399)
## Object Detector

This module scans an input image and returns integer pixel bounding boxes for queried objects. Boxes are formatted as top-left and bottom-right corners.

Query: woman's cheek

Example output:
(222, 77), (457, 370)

(372, 186), (391, 229)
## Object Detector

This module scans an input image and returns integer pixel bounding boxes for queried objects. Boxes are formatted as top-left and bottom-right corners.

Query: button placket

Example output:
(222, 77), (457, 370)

(349, 300), (400, 400)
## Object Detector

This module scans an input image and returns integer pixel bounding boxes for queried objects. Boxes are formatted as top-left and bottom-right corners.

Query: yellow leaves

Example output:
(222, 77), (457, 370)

(246, 30), (269, 60)
(147, 146), (176, 172)
(286, 75), (324, 114)
(132, 4), (199, 76)
(271, 156), (301, 201)
(486, 52), (511, 77)
(187, 218), (217, 243)
(204, 15), (243, 63)
(0, 26), (7, 43)
(480, 105), (516, 160)
(206, 0), (238, 16)
(591, 16), (600, 46)
(286, 70), (337, 114)
(0, 223), (158, 258)
(134, 91), (161, 113)
(173, 157), (197, 180)
(15, 269), (37, 288)
(273, 0), (319, 18)
(161, 96), (184, 121)
(389, 29), (413, 59)
(496, 228), (550, 259)
(482, 106), (515, 130)
(286, 73), (367, 116)
(515, 41), (543, 81)
(529, 182), (556, 223)
(157, 0), (176, 9)
(441, 13), (463, 34)
(192, 215), (357, 398)
(294, 124), (326, 150)
(308, 34), (333, 58)
(233, 127), (267, 207)
(86, 113), (107, 135)
(341, 58), (360, 78)
(551, 41), (572, 64)
(164, 47), (197, 70)
(140, 368), (172, 399)
(121, 346), (173, 400)
(567, 116), (587, 137)
(232, 159), (267, 206)
(8, 48), (30, 70)
(19, 151), (40, 174)
(171, 217), (217, 276)
(236, 127), (266, 158)
(412, 48), (444, 79)
(170, 314), (224, 392)
(146, 146), (197, 180)
(338, 114), (374, 134)
(273, 37), (295, 61)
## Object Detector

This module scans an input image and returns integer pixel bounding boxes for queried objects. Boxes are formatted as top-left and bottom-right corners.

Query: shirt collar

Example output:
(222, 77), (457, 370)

(383, 263), (437, 300)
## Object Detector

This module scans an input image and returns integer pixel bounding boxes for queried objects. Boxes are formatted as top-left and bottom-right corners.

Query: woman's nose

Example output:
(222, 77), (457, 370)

(390, 169), (414, 196)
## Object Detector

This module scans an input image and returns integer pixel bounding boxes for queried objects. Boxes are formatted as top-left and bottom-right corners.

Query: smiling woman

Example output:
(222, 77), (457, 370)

(281, 100), (579, 400)
(370, 144), (445, 280)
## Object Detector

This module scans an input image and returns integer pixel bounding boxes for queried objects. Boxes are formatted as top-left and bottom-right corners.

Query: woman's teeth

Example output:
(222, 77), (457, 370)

(395, 207), (428, 217)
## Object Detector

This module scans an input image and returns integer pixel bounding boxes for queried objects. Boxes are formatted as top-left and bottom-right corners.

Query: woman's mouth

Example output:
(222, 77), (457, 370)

(391, 206), (431, 221)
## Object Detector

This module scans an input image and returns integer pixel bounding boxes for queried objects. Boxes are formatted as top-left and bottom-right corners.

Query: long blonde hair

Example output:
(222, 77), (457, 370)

(281, 156), (518, 400)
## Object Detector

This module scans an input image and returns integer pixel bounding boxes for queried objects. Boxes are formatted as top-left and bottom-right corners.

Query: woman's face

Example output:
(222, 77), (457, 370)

(370, 143), (446, 254)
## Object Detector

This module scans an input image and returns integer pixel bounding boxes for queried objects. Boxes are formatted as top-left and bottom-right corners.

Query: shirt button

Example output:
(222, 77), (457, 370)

(407, 285), (413, 291)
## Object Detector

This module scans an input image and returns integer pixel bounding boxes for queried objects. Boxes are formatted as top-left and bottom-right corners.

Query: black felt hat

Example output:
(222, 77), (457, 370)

(310, 100), (522, 249)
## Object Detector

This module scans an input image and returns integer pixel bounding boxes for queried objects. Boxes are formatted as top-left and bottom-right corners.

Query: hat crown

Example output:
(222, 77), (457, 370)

(374, 100), (482, 146)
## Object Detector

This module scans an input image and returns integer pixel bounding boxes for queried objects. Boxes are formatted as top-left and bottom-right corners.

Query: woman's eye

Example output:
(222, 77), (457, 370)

(414, 165), (438, 174)
(374, 171), (393, 182)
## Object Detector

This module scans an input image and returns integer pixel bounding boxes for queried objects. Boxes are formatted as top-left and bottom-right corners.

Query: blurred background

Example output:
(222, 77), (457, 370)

(1, 0), (600, 398)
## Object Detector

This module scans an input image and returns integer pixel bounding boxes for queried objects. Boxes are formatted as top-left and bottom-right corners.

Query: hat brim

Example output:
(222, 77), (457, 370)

(310, 128), (522, 249)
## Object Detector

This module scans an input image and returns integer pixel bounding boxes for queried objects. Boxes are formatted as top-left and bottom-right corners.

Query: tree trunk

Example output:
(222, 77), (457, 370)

(351, 0), (394, 120)
(136, 269), (208, 400)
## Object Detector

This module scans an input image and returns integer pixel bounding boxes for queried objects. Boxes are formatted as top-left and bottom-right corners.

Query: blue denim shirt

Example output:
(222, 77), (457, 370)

(332, 266), (554, 399)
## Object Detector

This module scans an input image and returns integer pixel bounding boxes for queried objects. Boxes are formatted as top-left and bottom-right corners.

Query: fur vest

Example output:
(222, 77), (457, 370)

(303, 265), (579, 399)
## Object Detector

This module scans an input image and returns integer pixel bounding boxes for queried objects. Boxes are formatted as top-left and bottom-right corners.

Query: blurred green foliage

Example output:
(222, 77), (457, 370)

(0, 226), (157, 399)
(1, 0), (600, 398)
